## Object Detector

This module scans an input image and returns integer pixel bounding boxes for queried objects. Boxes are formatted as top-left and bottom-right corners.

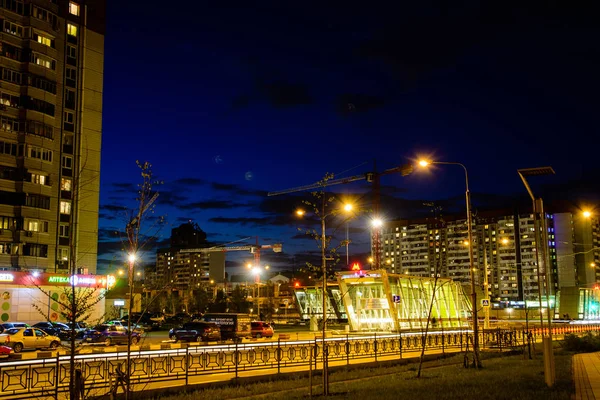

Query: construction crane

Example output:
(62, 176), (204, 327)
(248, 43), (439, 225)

(267, 162), (413, 270)
(180, 237), (282, 281)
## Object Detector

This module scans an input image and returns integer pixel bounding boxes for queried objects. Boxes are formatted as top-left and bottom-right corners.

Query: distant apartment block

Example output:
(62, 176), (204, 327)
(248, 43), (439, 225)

(379, 209), (596, 302)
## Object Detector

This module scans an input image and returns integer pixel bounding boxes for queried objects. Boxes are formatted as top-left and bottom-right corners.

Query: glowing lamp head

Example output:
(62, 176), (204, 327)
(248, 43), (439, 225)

(372, 218), (383, 228)
(583, 211), (592, 218)
(128, 254), (136, 263)
(501, 238), (509, 245)
(294, 282), (300, 288)
(418, 160), (430, 167)
(296, 209), (305, 217)
(344, 203), (353, 212)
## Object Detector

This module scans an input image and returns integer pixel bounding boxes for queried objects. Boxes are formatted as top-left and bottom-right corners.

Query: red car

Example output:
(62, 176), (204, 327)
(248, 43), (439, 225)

(251, 321), (274, 338)
(0, 345), (14, 359)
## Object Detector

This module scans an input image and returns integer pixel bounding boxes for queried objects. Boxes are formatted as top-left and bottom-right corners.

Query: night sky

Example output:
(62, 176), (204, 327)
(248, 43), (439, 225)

(97, 2), (600, 275)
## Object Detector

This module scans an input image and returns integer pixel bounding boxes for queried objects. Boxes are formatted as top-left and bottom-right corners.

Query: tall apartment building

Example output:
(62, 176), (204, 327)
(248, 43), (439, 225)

(379, 210), (580, 302)
(0, 0), (105, 273)
(153, 223), (226, 293)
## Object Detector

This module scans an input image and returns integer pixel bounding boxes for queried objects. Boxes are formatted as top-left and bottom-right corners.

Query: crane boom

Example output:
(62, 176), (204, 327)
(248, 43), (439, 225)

(267, 162), (413, 270)
(267, 163), (412, 196)
(268, 173), (374, 196)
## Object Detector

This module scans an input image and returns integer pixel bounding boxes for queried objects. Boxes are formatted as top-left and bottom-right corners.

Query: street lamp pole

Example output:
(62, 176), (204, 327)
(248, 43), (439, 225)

(320, 195), (329, 396)
(126, 253), (135, 400)
(518, 166), (556, 387)
(418, 160), (481, 368)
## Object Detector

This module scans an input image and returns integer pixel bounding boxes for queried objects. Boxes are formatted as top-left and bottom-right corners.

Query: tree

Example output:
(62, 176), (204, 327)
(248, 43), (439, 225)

(208, 289), (228, 313)
(229, 285), (251, 313)
(417, 204), (444, 378)
(122, 161), (164, 400)
(189, 287), (212, 314)
(296, 173), (366, 396)
(30, 145), (109, 400)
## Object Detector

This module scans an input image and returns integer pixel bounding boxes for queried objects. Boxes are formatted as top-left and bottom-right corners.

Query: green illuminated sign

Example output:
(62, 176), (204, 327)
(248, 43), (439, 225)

(48, 276), (69, 283)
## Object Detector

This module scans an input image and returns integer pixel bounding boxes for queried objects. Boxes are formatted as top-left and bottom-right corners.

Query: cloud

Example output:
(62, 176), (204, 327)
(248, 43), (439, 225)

(259, 80), (313, 108)
(156, 189), (190, 207)
(210, 182), (267, 197)
(172, 177), (205, 186)
(336, 93), (387, 115)
(290, 233), (318, 241)
(178, 200), (249, 210)
(208, 215), (293, 227)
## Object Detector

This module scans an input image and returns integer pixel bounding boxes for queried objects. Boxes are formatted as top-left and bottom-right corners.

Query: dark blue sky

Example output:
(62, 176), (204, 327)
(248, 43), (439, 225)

(97, 2), (600, 275)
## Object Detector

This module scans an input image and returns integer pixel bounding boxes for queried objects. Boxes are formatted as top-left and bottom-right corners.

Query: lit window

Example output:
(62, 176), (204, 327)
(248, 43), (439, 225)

(69, 2), (80, 16)
(67, 24), (77, 37)
(31, 173), (47, 185)
(28, 220), (39, 231)
(60, 200), (71, 215)
(34, 32), (54, 48)
(60, 178), (72, 191)
(58, 247), (69, 261)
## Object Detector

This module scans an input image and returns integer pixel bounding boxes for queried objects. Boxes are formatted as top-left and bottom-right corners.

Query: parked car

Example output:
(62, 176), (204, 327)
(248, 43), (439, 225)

(0, 327), (61, 353)
(83, 324), (141, 346)
(148, 312), (165, 323)
(121, 314), (160, 331)
(169, 322), (221, 342)
(0, 345), (13, 359)
(200, 313), (251, 340)
(251, 321), (274, 338)
(33, 322), (72, 340)
(104, 320), (144, 332)
(67, 322), (88, 339)
(0, 322), (29, 334)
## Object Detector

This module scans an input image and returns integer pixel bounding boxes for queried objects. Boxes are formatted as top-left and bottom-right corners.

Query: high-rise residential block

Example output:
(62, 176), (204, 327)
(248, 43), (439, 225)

(0, 0), (105, 273)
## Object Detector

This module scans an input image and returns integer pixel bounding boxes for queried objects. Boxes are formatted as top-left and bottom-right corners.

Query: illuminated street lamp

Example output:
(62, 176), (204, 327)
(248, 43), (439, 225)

(343, 203), (354, 265)
(295, 200), (354, 395)
(518, 166), (556, 387)
(418, 159), (481, 368)
(583, 210), (592, 219)
(126, 252), (137, 399)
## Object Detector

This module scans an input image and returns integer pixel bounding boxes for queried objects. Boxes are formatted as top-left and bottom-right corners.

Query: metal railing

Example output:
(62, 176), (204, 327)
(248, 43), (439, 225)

(0, 324), (597, 399)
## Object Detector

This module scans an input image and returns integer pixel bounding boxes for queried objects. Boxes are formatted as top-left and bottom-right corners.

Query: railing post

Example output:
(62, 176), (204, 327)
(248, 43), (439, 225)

(277, 338), (281, 374)
(374, 333), (378, 363)
(399, 332), (403, 360)
(55, 350), (60, 400)
(235, 340), (239, 381)
(309, 340), (313, 399)
(185, 345), (189, 386)
(346, 334), (350, 366)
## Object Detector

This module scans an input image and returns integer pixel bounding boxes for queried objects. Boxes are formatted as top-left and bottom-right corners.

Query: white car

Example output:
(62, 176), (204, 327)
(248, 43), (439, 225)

(0, 327), (61, 353)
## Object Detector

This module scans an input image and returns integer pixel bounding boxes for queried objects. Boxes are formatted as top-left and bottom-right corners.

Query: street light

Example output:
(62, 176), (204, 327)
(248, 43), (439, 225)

(343, 203), (354, 266)
(583, 210), (592, 219)
(517, 166), (555, 387)
(371, 218), (384, 269)
(126, 252), (137, 400)
(295, 200), (354, 395)
(418, 159), (481, 368)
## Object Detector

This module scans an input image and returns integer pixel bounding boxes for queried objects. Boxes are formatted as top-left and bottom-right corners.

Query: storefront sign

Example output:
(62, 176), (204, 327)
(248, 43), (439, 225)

(0, 272), (116, 288)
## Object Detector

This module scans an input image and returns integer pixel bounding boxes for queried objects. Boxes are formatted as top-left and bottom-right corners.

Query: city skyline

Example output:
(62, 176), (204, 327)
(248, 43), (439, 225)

(95, 2), (600, 274)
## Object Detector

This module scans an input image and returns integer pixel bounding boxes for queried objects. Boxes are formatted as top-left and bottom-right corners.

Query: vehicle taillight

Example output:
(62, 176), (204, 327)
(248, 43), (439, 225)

(204, 328), (211, 332)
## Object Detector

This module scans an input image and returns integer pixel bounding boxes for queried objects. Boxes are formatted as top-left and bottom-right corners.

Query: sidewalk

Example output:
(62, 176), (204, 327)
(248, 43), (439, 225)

(573, 352), (600, 399)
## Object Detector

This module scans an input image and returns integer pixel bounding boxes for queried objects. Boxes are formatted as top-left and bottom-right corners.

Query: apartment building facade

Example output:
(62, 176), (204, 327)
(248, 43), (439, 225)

(379, 210), (589, 302)
(0, 0), (105, 273)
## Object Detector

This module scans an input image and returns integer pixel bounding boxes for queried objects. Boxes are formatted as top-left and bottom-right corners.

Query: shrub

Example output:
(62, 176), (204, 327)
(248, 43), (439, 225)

(562, 332), (600, 352)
